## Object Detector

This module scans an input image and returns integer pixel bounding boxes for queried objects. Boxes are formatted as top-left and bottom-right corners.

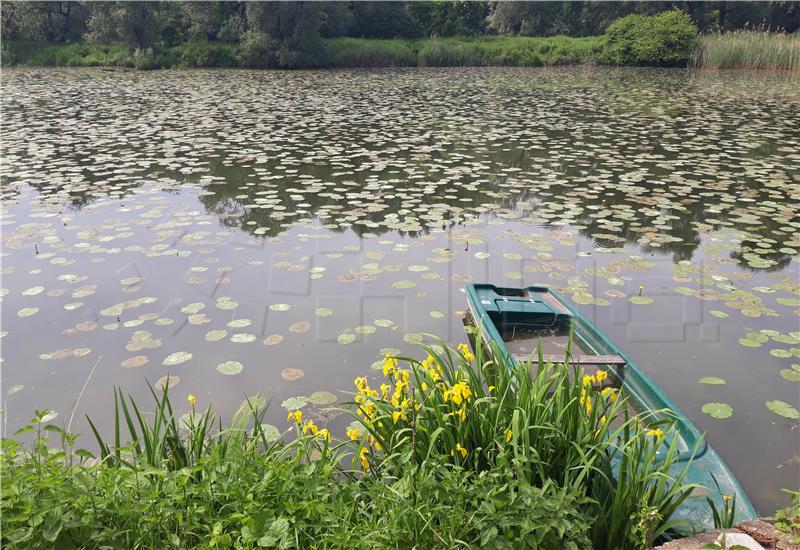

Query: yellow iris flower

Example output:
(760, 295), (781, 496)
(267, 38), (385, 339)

(187, 394), (196, 406)
(646, 427), (664, 440)
(383, 356), (398, 377)
(287, 410), (302, 424)
(504, 428), (513, 443)
(346, 427), (363, 441)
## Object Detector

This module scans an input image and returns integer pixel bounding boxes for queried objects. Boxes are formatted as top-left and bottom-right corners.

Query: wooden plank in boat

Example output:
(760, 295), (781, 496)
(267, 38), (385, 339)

(513, 353), (626, 366)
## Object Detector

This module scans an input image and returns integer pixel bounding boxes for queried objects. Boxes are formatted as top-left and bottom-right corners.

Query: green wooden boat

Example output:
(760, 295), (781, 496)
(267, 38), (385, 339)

(465, 283), (757, 533)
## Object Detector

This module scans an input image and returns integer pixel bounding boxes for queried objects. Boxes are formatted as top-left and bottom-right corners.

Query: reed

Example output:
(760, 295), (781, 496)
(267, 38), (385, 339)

(693, 31), (800, 70)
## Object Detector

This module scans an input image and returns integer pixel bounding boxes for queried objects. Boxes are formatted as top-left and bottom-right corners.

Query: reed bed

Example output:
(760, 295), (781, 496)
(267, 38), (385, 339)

(694, 31), (800, 71)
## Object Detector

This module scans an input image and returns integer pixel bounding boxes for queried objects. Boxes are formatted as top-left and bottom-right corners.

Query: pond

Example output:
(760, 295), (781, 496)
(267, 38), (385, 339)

(1, 66), (798, 514)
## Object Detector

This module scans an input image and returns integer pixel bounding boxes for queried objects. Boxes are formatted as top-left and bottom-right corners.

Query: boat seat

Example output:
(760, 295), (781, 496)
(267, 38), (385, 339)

(512, 353), (626, 366)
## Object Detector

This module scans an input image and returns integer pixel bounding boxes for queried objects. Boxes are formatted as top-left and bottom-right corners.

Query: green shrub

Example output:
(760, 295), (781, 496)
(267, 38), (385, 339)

(602, 10), (699, 66)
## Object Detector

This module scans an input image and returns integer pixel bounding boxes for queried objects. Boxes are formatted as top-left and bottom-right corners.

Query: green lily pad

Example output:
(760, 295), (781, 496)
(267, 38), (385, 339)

(162, 352), (192, 366)
(230, 333), (256, 344)
(765, 400), (799, 419)
(503, 252), (523, 261)
(269, 303), (292, 312)
(309, 390), (337, 405)
(779, 369), (800, 382)
(738, 338), (762, 348)
(776, 297), (800, 307)
(701, 402), (733, 419)
(281, 396), (309, 411)
(337, 332), (356, 344)
(354, 325), (376, 335)
(629, 296), (654, 305)
(314, 308), (333, 317)
(205, 330), (227, 342)
(770, 349), (792, 358)
(709, 310), (729, 319)
(699, 376), (726, 385)
(259, 424), (281, 443)
(429, 310), (445, 319)
(216, 360), (243, 376)
(392, 280), (416, 289)
(7, 384), (24, 395)
(374, 319), (394, 327)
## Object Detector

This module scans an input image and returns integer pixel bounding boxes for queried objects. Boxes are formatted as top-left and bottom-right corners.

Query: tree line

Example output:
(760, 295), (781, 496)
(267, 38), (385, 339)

(2, 1), (798, 51)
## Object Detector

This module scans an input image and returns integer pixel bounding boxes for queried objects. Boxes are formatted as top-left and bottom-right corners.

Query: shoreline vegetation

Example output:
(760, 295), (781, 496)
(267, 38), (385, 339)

(2, 6), (798, 72)
(4, 32), (799, 71)
(2, 340), (702, 548)
(4, 338), (797, 547)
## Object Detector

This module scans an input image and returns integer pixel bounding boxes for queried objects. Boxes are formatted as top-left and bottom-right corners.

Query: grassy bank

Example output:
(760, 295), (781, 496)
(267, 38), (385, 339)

(2, 339), (705, 549)
(694, 31), (800, 70)
(328, 36), (602, 67)
(2, 36), (601, 69)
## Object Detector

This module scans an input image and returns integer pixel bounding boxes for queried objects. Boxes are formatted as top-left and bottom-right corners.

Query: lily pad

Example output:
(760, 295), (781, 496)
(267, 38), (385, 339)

(269, 303), (292, 312)
(779, 369), (800, 382)
(698, 376), (726, 385)
(629, 296), (654, 305)
(205, 330), (227, 342)
(155, 375), (180, 390)
(281, 396), (309, 411)
(162, 352), (192, 366)
(281, 368), (304, 381)
(216, 360), (243, 376)
(121, 355), (149, 369)
(263, 334), (284, 346)
(337, 332), (356, 344)
(392, 280), (416, 289)
(314, 308), (333, 317)
(701, 402), (733, 419)
(289, 321), (311, 333)
(765, 400), (799, 419)
(259, 424), (281, 443)
(309, 390), (337, 405)
(709, 310), (729, 319)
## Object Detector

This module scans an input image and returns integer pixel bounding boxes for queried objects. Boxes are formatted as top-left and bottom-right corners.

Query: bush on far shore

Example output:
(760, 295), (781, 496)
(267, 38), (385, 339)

(601, 10), (699, 67)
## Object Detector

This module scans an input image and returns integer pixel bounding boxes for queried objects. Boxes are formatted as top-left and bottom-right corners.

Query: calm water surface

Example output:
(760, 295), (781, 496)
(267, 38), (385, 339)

(1, 67), (798, 513)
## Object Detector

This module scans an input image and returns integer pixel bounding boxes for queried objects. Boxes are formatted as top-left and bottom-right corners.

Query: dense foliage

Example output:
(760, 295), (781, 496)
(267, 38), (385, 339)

(602, 10), (699, 66)
(1, 339), (704, 549)
(1, 1), (798, 69)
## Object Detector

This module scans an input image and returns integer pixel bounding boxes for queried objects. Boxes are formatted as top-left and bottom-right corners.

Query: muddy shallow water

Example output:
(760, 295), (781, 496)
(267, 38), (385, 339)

(1, 66), (798, 513)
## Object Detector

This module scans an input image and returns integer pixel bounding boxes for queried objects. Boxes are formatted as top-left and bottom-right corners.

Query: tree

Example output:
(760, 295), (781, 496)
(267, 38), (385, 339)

(84, 2), (161, 49)
(1, 1), (88, 42)
(244, 1), (324, 64)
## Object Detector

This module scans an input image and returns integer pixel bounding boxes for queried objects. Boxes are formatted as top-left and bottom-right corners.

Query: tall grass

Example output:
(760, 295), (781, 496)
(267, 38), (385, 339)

(326, 38), (417, 67)
(694, 31), (800, 70)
